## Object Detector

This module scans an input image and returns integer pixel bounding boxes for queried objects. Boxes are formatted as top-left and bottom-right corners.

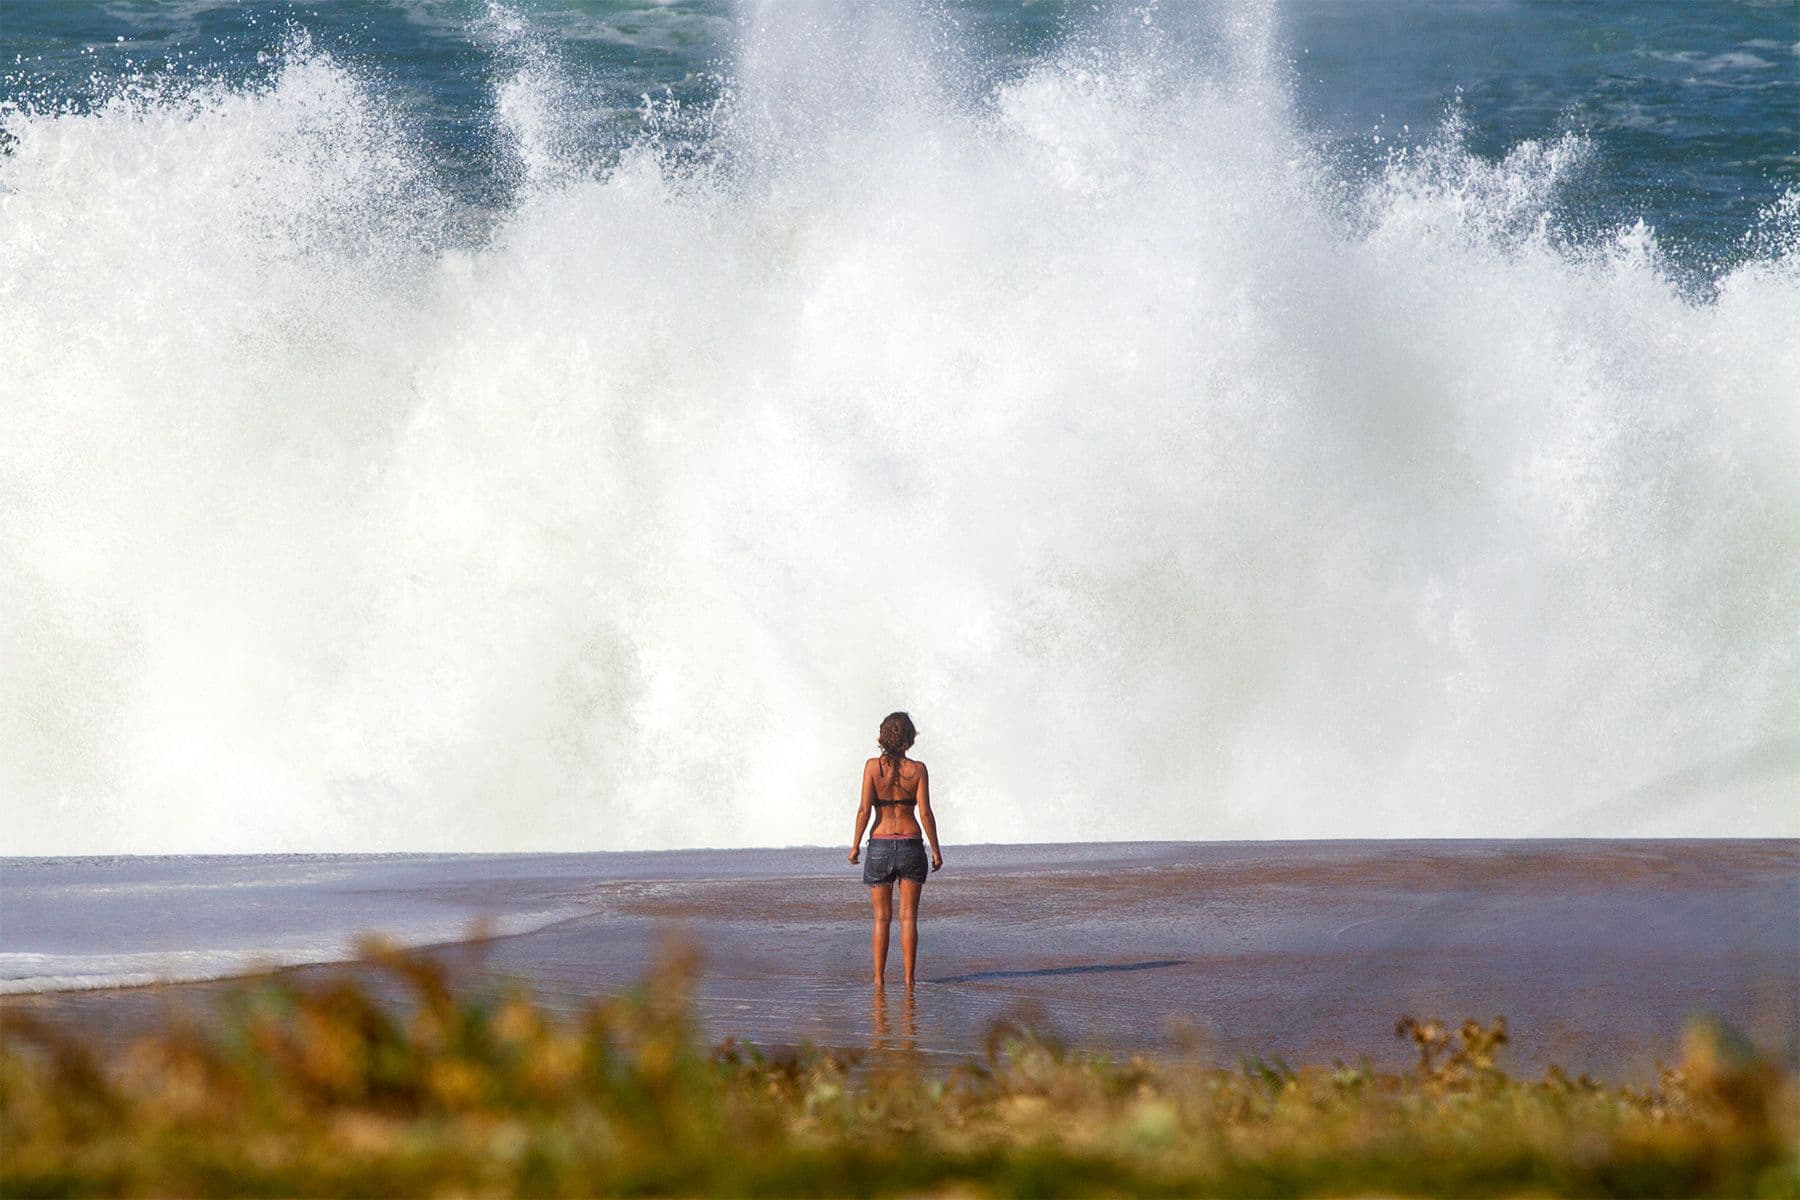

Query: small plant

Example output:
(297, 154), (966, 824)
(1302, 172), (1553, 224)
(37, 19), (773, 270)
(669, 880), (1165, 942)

(1395, 1014), (1510, 1089)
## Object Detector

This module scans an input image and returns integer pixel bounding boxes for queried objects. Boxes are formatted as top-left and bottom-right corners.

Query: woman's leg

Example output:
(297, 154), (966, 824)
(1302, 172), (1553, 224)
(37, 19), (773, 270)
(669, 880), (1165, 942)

(897, 879), (923, 991)
(870, 883), (894, 988)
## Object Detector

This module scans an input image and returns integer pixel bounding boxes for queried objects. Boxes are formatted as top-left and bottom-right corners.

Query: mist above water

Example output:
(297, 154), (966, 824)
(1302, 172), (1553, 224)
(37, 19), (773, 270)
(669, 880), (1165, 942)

(3, 3), (1796, 853)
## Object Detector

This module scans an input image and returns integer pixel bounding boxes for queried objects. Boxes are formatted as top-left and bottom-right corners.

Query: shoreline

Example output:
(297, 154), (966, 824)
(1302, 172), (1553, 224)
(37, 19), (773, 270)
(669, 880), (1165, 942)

(5, 840), (1794, 1084)
(6, 833), (1791, 862)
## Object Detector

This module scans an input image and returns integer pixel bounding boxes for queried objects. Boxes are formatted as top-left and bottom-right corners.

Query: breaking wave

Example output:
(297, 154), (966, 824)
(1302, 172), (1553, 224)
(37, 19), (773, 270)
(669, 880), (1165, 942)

(2, 3), (1796, 852)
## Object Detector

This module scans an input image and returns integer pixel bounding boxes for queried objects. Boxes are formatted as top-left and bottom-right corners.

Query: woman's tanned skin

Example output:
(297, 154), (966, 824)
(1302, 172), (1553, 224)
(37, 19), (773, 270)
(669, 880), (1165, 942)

(848, 755), (942, 991)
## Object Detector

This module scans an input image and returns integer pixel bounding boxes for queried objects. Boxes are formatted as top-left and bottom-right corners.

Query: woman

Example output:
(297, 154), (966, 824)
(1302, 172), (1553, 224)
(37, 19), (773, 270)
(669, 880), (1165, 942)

(848, 712), (943, 991)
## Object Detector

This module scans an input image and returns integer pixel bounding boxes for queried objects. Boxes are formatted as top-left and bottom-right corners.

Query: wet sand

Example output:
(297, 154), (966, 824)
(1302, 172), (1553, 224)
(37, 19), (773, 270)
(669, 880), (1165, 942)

(8, 840), (1796, 1082)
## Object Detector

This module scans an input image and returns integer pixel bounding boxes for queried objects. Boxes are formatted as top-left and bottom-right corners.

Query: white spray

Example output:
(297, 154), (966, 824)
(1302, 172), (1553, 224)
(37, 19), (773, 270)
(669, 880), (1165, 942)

(2, 5), (1796, 853)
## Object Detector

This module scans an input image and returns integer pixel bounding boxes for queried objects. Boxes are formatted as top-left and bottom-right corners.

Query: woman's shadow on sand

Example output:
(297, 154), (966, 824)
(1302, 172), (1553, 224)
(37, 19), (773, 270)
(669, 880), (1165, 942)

(928, 960), (1186, 985)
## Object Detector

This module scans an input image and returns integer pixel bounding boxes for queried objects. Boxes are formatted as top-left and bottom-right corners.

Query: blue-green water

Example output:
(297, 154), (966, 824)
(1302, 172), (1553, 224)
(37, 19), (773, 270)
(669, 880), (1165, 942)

(7, 1), (1795, 272)
(1, 2), (1796, 855)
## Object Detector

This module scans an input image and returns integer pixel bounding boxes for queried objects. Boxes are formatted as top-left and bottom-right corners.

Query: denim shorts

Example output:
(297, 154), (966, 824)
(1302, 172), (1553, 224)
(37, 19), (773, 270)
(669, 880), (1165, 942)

(862, 837), (929, 886)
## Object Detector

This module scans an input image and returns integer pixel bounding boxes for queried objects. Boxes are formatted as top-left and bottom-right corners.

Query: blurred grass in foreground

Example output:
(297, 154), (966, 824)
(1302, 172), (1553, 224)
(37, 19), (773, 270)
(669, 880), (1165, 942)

(2, 938), (1795, 1198)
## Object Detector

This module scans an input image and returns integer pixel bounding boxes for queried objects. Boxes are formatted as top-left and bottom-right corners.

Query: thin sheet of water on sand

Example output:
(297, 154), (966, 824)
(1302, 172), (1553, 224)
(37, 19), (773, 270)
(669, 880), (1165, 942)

(7, 841), (1795, 1081)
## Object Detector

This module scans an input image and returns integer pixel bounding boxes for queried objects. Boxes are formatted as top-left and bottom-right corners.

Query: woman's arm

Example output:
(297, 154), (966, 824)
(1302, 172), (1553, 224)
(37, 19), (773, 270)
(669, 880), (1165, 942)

(849, 759), (874, 863)
(915, 763), (943, 871)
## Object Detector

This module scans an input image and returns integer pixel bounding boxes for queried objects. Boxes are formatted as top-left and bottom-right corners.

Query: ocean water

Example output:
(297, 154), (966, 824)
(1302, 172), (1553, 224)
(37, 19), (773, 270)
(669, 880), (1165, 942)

(0, 851), (597, 992)
(2, 1), (1797, 855)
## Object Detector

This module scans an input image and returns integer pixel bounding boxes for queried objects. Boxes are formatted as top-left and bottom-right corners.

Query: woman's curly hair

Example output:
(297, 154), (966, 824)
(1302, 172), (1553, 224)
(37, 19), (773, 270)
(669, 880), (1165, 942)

(877, 712), (917, 787)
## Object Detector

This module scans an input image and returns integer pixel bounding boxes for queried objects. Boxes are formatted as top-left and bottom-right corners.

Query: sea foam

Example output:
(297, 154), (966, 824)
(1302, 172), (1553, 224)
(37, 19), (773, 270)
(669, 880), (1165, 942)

(2, 4), (1795, 853)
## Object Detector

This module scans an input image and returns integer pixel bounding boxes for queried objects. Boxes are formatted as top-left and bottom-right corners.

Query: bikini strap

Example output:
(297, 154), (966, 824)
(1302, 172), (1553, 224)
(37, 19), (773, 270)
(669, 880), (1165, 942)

(876, 755), (909, 804)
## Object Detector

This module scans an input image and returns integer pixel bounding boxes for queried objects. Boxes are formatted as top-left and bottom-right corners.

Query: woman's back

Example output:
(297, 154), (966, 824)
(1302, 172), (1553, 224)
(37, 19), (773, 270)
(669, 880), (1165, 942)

(867, 755), (924, 838)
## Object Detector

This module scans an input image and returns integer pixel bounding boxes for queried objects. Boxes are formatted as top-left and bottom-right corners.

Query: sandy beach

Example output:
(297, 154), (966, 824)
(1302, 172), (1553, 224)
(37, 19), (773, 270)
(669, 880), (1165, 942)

(7, 840), (1794, 1082)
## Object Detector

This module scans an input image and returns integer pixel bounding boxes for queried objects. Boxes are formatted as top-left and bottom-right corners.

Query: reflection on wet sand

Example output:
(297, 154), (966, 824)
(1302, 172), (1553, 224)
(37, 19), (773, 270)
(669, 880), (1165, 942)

(871, 988), (918, 1059)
